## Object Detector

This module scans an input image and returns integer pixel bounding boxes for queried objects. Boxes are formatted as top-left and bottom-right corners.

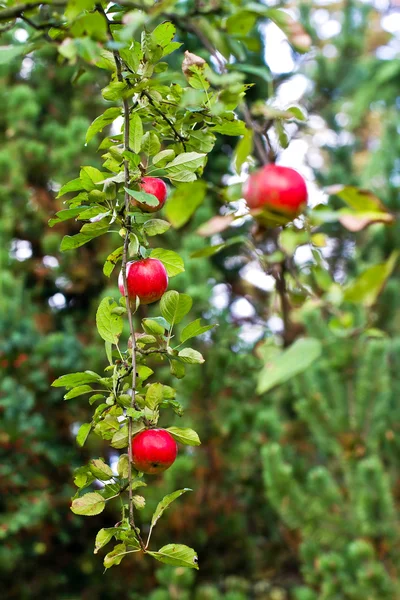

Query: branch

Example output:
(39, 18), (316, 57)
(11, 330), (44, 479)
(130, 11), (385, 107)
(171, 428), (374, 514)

(98, 3), (145, 550)
(0, 0), (65, 22)
(142, 90), (187, 151)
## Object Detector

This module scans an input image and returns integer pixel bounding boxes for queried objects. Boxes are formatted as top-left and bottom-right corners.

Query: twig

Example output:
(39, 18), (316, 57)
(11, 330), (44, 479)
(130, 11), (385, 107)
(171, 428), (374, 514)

(142, 90), (187, 150)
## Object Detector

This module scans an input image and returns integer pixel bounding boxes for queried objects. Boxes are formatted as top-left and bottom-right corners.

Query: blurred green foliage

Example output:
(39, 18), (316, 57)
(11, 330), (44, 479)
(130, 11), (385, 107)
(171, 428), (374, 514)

(1, 1), (400, 598)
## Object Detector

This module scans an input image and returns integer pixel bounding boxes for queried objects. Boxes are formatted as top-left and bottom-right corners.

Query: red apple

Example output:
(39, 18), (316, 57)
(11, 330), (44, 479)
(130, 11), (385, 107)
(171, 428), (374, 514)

(132, 429), (178, 474)
(243, 164), (308, 217)
(132, 177), (168, 213)
(118, 258), (168, 305)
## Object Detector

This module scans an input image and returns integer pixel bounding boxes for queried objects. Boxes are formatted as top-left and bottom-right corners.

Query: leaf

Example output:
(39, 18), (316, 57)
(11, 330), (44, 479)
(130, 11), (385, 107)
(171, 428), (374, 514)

(102, 81), (128, 101)
(57, 178), (83, 198)
(197, 215), (234, 237)
(141, 131), (161, 156)
(164, 152), (206, 177)
(344, 252), (398, 307)
(231, 63), (271, 83)
(180, 320), (216, 344)
(129, 114), (143, 154)
(76, 423), (92, 447)
(143, 219), (171, 236)
(212, 121), (247, 136)
(150, 249), (185, 277)
(287, 105), (307, 121)
(86, 107), (121, 144)
(257, 338), (322, 394)
(117, 454), (129, 478)
(80, 166), (104, 191)
(151, 21), (176, 48)
(169, 359), (186, 379)
(52, 371), (100, 389)
(49, 207), (86, 227)
(234, 129), (253, 174)
(94, 528), (116, 554)
(148, 544), (199, 569)
(71, 492), (105, 516)
(125, 187), (159, 207)
(142, 319), (167, 335)
(150, 489), (191, 532)
(96, 297), (123, 344)
(160, 291), (192, 326)
(177, 348), (205, 364)
(153, 149), (175, 167)
(104, 543), (128, 569)
(191, 236), (245, 258)
(167, 427), (201, 446)
(104, 246), (124, 277)
(165, 181), (207, 229)
(90, 459), (114, 481)
(0, 45), (25, 65)
(145, 383), (164, 410)
(60, 222), (109, 251)
(64, 385), (93, 400)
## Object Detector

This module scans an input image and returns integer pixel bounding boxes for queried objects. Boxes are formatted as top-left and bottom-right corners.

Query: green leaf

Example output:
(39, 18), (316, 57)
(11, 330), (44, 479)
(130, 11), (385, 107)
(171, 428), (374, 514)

(327, 185), (393, 219)
(145, 383), (164, 410)
(151, 21), (176, 48)
(234, 129), (253, 174)
(150, 489), (191, 532)
(0, 45), (25, 65)
(169, 359), (186, 379)
(212, 120), (247, 136)
(104, 246), (124, 277)
(148, 544), (199, 569)
(90, 459), (114, 481)
(76, 423), (92, 447)
(167, 427), (201, 446)
(275, 120), (289, 149)
(60, 221), (109, 251)
(104, 543), (128, 569)
(96, 297), (123, 344)
(105, 341), (113, 365)
(165, 181), (207, 229)
(142, 318), (166, 335)
(129, 114), (143, 154)
(230, 63), (271, 83)
(64, 385), (93, 400)
(143, 219), (171, 236)
(164, 152), (206, 178)
(153, 149), (175, 167)
(191, 235), (244, 258)
(125, 188), (159, 207)
(52, 371), (100, 389)
(57, 178), (83, 198)
(80, 166), (104, 191)
(117, 454), (129, 478)
(102, 81), (128, 101)
(137, 364), (154, 381)
(160, 291), (192, 326)
(226, 11), (257, 35)
(86, 107), (121, 144)
(94, 528), (116, 554)
(71, 492), (105, 516)
(187, 65), (210, 91)
(177, 348), (204, 364)
(180, 320), (216, 344)
(49, 207), (86, 227)
(257, 338), (322, 394)
(287, 105), (307, 121)
(150, 249), (184, 277)
(141, 131), (161, 156)
(344, 252), (398, 307)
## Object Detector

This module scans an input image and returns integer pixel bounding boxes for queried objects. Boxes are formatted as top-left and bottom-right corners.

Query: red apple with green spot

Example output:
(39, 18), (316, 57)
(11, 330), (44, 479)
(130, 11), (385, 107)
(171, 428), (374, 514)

(132, 429), (178, 474)
(118, 258), (168, 305)
(243, 164), (308, 217)
(132, 177), (168, 213)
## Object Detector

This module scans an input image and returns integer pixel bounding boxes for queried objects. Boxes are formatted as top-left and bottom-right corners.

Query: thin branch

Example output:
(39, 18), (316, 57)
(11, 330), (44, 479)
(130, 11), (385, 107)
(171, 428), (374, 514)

(273, 262), (291, 347)
(0, 0), (65, 22)
(98, 3), (145, 550)
(142, 90), (187, 150)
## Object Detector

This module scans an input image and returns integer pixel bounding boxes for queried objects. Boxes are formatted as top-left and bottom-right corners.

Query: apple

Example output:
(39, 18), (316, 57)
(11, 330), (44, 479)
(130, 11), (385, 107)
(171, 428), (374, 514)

(243, 164), (308, 217)
(132, 429), (178, 474)
(133, 177), (168, 213)
(118, 258), (168, 305)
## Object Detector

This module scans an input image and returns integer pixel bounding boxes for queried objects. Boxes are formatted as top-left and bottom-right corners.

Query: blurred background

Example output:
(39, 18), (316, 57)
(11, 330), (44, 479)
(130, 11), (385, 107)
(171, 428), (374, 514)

(1, 1), (400, 598)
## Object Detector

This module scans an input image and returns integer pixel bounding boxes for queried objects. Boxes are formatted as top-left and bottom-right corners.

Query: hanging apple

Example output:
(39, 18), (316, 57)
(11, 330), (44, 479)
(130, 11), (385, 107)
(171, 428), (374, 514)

(118, 258), (168, 304)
